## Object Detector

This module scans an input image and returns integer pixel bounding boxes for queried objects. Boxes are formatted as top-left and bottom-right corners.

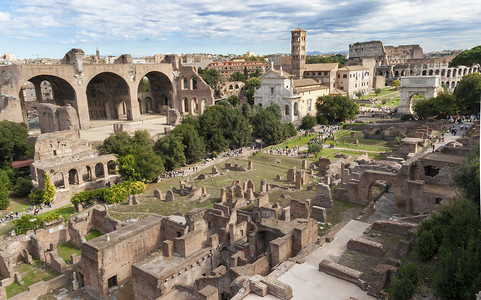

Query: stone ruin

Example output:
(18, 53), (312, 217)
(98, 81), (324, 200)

(225, 162), (248, 172)
(286, 167), (310, 189)
(30, 130), (120, 204)
(167, 108), (181, 125)
(173, 180), (197, 196)
(314, 183), (333, 208)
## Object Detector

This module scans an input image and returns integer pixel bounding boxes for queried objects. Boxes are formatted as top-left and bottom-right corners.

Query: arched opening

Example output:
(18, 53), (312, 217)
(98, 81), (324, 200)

(68, 169), (79, 185)
(86, 72), (131, 120)
(285, 105), (290, 116)
(394, 71), (399, 77)
(137, 72), (173, 114)
(108, 161), (117, 175)
(183, 77), (188, 90)
(191, 98), (198, 114)
(183, 98), (189, 114)
(458, 69), (463, 76)
(144, 97), (153, 113)
(428, 70), (433, 75)
(95, 163), (105, 178)
(294, 102), (299, 116)
(367, 180), (390, 202)
(408, 93), (424, 113)
(422, 70), (427, 76)
(410, 70), (414, 75)
(435, 69), (440, 75)
(192, 77), (198, 89)
(82, 166), (92, 182)
(441, 69), (445, 76)
(19, 75), (78, 128)
(463, 68), (467, 75)
(52, 172), (65, 189)
(447, 69), (451, 77)
(199, 99), (206, 115)
(451, 82), (455, 89)
(401, 70), (406, 76)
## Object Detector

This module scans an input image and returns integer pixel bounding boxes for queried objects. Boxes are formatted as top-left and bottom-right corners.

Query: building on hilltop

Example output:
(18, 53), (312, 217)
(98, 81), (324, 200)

(206, 59), (268, 82)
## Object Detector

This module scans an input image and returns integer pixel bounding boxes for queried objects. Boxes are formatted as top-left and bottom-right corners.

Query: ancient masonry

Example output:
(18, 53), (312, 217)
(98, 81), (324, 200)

(0, 49), (215, 129)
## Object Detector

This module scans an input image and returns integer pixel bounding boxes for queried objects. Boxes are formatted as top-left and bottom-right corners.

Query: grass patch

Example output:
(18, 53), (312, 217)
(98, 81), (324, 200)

(57, 242), (81, 263)
(39, 205), (76, 222)
(6, 194), (31, 214)
(7, 259), (59, 298)
(85, 229), (103, 241)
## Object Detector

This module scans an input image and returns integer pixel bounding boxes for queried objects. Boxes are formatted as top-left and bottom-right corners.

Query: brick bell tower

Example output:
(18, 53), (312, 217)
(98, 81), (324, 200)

(291, 28), (306, 79)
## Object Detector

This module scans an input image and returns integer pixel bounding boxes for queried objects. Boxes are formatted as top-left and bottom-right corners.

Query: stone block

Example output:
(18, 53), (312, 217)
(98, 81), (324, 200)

(153, 189), (162, 199)
(347, 237), (386, 256)
(315, 183), (333, 208)
(199, 285), (218, 300)
(311, 206), (327, 223)
(163, 240), (174, 257)
(302, 159), (308, 169)
(165, 190), (174, 202)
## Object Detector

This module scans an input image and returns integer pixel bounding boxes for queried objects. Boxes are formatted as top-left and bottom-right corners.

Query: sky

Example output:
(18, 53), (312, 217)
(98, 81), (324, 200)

(0, 0), (480, 59)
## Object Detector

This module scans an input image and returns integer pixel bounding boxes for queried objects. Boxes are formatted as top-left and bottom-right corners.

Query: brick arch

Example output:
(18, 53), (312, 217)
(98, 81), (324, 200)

(357, 171), (409, 211)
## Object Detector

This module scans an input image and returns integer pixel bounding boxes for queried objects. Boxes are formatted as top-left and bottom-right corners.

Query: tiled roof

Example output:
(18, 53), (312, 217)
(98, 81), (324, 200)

(305, 63), (339, 72)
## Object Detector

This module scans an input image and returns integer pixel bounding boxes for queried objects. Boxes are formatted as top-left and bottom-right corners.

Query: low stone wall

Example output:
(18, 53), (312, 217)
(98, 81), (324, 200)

(371, 220), (417, 236)
(318, 259), (367, 290)
(10, 273), (69, 300)
(347, 237), (386, 257)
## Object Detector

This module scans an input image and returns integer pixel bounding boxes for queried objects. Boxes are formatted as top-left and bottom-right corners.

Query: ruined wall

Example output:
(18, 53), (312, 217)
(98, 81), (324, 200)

(37, 103), (80, 133)
(291, 219), (317, 255)
(270, 234), (293, 267)
(174, 230), (207, 257)
(81, 216), (163, 299)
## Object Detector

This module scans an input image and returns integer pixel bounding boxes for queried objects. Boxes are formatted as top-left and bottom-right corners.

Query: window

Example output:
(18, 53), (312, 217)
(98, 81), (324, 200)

(343, 74), (347, 78)
(271, 87), (274, 95)
(108, 276), (118, 288)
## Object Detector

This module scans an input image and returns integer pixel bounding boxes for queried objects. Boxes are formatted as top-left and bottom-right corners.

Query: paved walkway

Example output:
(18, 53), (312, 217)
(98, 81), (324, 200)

(245, 220), (374, 300)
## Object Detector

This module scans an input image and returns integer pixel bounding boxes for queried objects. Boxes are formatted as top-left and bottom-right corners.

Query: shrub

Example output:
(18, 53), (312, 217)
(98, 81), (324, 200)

(394, 136), (402, 145)
(70, 181), (146, 206)
(14, 177), (33, 197)
(415, 230), (438, 261)
(389, 262), (419, 300)
(300, 114), (317, 130)
(316, 114), (329, 125)
(400, 114), (415, 121)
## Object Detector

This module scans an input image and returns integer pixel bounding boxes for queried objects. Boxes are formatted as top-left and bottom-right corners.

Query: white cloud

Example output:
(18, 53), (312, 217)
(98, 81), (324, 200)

(1, 0), (480, 55)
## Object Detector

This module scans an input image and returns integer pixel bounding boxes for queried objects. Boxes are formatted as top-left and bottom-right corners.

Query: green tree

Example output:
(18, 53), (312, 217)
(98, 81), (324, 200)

(355, 91), (364, 98)
(316, 95), (359, 123)
(141, 77), (150, 92)
(0, 169), (10, 209)
(266, 103), (282, 121)
(171, 123), (206, 164)
(282, 122), (297, 138)
(449, 45), (481, 67)
(231, 71), (246, 82)
(14, 177), (33, 197)
(413, 93), (459, 119)
(29, 171), (55, 204)
(155, 134), (186, 171)
(391, 80), (401, 90)
(100, 131), (132, 155)
(252, 109), (284, 145)
(307, 143), (323, 156)
(0, 121), (32, 166)
(454, 73), (481, 115)
(452, 142), (480, 210)
(199, 68), (220, 89)
(306, 54), (347, 67)
(375, 88), (382, 95)
(390, 263), (419, 300)
(245, 77), (261, 105)
(301, 114), (317, 130)
(227, 95), (240, 107)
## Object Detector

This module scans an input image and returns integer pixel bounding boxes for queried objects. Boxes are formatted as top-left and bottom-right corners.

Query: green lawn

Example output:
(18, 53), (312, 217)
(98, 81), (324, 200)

(57, 242), (82, 263)
(85, 229), (103, 241)
(377, 97), (400, 108)
(360, 87), (397, 99)
(6, 259), (59, 298)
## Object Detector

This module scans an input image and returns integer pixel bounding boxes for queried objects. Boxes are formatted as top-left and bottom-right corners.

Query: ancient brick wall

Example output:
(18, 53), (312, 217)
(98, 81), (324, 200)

(270, 234), (293, 267)
(174, 230), (207, 257)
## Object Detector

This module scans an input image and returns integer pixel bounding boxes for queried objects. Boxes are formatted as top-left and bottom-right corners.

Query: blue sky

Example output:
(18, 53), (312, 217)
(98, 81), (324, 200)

(0, 0), (480, 59)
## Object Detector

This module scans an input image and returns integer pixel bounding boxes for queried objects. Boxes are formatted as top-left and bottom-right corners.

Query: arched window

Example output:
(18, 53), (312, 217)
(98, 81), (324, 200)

(192, 77), (198, 89)
(183, 77), (188, 90)
(285, 105), (289, 116)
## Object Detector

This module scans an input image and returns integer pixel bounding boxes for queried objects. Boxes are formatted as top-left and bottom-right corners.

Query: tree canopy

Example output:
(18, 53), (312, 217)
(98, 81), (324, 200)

(316, 95), (359, 123)
(449, 45), (481, 67)
(452, 142), (480, 209)
(0, 121), (32, 166)
(306, 54), (347, 67)
(413, 93), (459, 119)
(245, 77), (261, 105)
(454, 72), (481, 115)
(198, 68), (220, 90)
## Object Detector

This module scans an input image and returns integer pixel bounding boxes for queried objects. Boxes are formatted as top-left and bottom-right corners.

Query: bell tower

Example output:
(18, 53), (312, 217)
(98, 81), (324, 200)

(291, 28), (306, 79)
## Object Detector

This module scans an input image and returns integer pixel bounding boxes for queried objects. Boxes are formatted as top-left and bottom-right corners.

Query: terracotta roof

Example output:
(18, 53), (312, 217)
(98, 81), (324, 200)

(330, 88), (348, 95)
(293, 78), (320, 87)
(338, 65), (370, 71)
(305, 63), (339, 72)
(11, 159), (34, 168)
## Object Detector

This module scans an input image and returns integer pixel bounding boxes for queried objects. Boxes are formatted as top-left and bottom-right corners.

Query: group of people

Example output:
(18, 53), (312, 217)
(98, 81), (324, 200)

(1, 211), (18, 223)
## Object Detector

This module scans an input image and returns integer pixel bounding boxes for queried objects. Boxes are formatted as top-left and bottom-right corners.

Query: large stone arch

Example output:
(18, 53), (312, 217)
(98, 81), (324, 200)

(137, 71), (173, 114)
(18, 75), (78, 125)
(399, 76), (440, 114)
(86, 72), (131, 120)
(357, 171), (409, 213)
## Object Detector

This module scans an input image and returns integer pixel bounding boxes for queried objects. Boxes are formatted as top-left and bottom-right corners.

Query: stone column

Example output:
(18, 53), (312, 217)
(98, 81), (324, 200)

(103, 163), (109, 178)
(128, 82), (141, 121)
(73, 85), (91, 129)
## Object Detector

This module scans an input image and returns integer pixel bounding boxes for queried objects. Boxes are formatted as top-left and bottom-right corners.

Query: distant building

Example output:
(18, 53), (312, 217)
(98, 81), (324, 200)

(302, 63), (339, 91)
(206, 59), (268, 82)
(336, 65), (372, 97)
(254, 66), (329, 122)
(290, 28), (307, 79)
